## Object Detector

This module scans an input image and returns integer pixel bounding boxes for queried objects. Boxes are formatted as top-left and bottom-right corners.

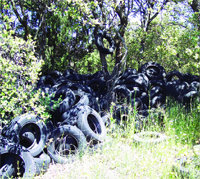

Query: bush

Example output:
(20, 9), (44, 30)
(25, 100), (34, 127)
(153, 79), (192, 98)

(0, 29), (45, 124)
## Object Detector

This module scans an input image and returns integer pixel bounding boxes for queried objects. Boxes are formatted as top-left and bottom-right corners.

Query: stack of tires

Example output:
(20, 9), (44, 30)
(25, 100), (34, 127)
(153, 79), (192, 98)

(0, 107), (106, 178)
(35, 61), (199, 126)
(112, 62), (167, 124)
(166, 70), (200, 106)
(139, 62), (167, 109)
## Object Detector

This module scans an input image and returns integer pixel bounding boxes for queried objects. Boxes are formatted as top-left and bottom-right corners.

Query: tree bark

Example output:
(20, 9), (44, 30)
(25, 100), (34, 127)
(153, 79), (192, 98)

(190, 0), (200, 39)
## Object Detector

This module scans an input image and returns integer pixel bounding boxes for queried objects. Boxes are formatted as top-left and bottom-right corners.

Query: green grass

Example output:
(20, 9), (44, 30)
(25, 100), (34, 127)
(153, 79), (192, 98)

(35, 100), (200, 179)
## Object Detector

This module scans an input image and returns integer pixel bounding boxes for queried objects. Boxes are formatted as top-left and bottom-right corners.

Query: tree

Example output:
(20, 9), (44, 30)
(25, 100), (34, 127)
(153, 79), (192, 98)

(190, 0), (200, 40)
(126, 0), (200, 74)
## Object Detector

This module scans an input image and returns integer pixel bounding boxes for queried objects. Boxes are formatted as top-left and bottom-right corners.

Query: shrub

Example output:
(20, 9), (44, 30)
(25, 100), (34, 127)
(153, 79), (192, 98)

(0, 29), (46, 124)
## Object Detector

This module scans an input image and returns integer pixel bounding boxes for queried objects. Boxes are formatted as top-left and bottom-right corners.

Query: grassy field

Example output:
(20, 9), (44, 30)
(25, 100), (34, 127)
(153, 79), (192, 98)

(35, 100), (200, 179)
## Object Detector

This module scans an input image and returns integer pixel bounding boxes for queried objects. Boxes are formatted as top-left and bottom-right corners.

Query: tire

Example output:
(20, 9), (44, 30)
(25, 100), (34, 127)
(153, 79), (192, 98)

(72, 90), (90, 106)
(87, 78), (107, 96)
(54, 86), (75, 100)
(67, 83), (93, 94)
(150, 86), (164, 99)
(129, 86), (142, 98)
(124, 73), (149, 92)
(0, 136), (36, 178)
(119, 68), (138, 81)
(2, 114), (48, 157)
(133, 131), (167, 144)
(101, 112), (111, 127)
(113, 85), (132, 104)
(34, 152), (51, 175)
(150, 95), (166, 108)
(191, 81), (200, 91)
(47, 125), (87, 164)
(166, 70), (183, 82)
(76, 105), (107, 143)
(0, 157), (15, 179)
(61, 94), (90, 125)
(131, 97), (144, 111)
(49, 70), (63, 80)
(182, 73), (200, 83)
(139, 62), (166, 81)
(149, 79), (166, 88)
(112, 105), (129, 124)
(95, 31), (115, 54)
(99, 98), (110, 112)
(140, 92), (149, 107)
(165, 80), (181, 97)
(59, 96), (76, 114)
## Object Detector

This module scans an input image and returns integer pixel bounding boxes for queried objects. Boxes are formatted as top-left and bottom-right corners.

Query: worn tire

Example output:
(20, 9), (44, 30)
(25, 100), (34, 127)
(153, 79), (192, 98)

(139, 62), (166, 81)
(2, 114), (48, 157)
(133, 131), (167, 144)
(0, 136), (36, 178)
(47, 125), (87, 164)
(76, 105), (107, 143)
(34, 152), (51, 175)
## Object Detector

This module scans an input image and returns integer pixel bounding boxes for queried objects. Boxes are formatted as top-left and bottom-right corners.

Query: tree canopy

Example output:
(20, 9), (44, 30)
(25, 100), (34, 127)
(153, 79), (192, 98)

(0, 0), (199, 74)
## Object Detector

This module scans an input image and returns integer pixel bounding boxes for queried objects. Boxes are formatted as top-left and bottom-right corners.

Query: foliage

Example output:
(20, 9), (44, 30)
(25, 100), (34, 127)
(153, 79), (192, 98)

(165, 99), (200, 145)
(0, 25), (46, 124)
(126, 1), (200, 74)
(0, 0), (199, 76)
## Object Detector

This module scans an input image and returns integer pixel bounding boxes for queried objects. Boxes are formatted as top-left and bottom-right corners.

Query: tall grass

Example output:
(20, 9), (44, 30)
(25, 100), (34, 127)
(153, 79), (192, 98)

(164, 99), (200, 145)
(36, 99), (200, 179)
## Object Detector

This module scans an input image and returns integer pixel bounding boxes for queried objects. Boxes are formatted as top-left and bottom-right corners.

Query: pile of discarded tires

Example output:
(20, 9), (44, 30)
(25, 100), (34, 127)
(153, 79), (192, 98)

(0, 61), (199, 178)
(37, 62), (200, 120)
(0, 110), (106, 177)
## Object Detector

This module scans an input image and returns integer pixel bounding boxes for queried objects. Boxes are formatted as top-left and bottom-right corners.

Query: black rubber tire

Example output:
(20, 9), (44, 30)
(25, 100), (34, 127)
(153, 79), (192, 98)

(191, 81), (200, 91)
(124, 73), (149, 92)
(87, 78), (107, 96)
(0, 157), (15, 179)
(165, 80), (181, 97)
(150, 95), (166, 108)
(95, 31), (115, 54)
(60, 93), (90, 125)
(2, 114), (48, 157)
(34, 152), (51, 175)
(129, 86), (142, 98)
(133, 131), (167, 144)
(49, 70), (63, 80)
(54, 86), (75, 100)
(113, 85), (132, 104)
(76, 105), (107, 143)
(139, 62), (166, 81)
(67, 83), (93, 94)
(112, 105), (129, 124)
(37, 75), (56, 87)
(119, 68), (138, 81)
(72, 90), (90, 106)
(150, 86), (164, 99)
(0, 136), (36, 178)
(59, 96), (76, 114)
(47, 125), (87, 164)
(166, 70), (184, 82)
(131, 97), (144, 111)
